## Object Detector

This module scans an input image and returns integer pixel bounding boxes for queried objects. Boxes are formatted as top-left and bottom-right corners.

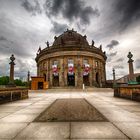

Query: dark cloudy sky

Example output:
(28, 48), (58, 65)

(0, 0), (140, 80)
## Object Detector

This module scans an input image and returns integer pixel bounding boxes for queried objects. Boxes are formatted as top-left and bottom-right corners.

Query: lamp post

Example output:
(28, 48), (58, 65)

(113, 68), (116, 88)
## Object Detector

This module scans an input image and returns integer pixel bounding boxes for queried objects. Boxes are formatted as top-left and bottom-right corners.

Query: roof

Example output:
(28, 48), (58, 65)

(53, 29), (89, 47)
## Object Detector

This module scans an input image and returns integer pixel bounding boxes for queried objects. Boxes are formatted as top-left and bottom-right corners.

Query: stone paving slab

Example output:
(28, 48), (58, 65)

(15, 122), (70, 139)
(0, 106), (24, 113)
(0, 113), (10, 119)
(0, 91), (140, 139)
(71, 122), (127, 139)
(70, 138), (129, 140)
(0, 123), (27, 139)
(14, 108), (45, 115)
(117, 105), (140, 112)
(113, 122), (140, 139)
(0, 114), (37, 123)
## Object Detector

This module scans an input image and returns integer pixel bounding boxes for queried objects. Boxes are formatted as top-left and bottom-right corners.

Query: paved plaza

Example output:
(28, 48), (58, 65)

(0, 89), (140, 140)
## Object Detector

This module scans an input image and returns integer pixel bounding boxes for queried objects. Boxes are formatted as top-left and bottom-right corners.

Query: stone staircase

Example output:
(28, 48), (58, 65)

(29, 87), (113, 93)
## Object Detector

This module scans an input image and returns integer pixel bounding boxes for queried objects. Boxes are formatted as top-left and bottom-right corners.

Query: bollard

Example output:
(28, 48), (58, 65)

(83, 84), (85, 90)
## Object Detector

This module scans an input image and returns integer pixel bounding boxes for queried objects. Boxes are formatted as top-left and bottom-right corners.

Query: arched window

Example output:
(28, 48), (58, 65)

(43, 73), (46, 82)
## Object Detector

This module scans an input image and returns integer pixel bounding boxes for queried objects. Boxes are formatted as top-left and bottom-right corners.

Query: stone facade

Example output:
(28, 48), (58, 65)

(36, 29), (107, 88)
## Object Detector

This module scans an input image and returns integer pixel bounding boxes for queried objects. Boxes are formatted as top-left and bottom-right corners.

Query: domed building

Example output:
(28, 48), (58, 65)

(34, 29), (107, 89)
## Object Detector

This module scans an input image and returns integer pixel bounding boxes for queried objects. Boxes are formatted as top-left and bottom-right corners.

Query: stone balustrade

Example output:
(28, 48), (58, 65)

(0, 88), (28, 104)
(114, 85), (140, 101)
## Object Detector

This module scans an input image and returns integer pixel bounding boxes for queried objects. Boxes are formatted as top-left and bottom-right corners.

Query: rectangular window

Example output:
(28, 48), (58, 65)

(68, 59), (74, 64)
(95, 61), (98, 67)
(83, 59), (88, 64)
(53, 60), (58, 65)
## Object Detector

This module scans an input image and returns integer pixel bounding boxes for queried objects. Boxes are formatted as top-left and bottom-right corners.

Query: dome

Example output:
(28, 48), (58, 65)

(53, 29), (89, 46)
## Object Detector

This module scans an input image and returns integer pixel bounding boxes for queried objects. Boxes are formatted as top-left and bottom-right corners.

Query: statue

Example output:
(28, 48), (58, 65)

(83, 35), (87, 39)
(37, 46), (41, 55)
(92, 40), (94, 46)
(54, 36), (57, 40)
(45, 41), (49, 48)
(99, 44), (102, 50)
(127, 52), (133, 62)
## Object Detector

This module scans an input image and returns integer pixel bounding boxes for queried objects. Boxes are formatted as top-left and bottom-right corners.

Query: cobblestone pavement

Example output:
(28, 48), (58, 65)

(0, 90), (140, 140)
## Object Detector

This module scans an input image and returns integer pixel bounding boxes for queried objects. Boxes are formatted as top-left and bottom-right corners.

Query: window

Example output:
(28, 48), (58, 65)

(43, 62), (47, 69)
(83, 59), (88, 64)
(53, 60), (58, 65)
(95, 61), (98, 67)
(68, 59), (74, 64)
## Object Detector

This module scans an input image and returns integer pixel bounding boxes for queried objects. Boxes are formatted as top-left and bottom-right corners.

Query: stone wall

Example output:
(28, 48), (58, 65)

(37, 50), (106, 88)
(114, 85), (140, 101)
(0, 88), (28, 104)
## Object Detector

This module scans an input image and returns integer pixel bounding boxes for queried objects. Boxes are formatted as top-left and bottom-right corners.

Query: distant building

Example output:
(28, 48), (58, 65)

(34, 29), (107, 89)
(116, 73), (140, 84)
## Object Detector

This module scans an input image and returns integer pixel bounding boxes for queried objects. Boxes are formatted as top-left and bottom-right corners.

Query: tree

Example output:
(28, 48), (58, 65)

(0, 76), (9, 85)
(14, 79), (23, 86)
(136, 75), (140, 83)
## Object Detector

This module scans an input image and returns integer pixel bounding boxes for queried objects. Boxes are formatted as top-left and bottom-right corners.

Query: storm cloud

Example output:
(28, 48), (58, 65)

(135, 59), (140, 69)
(114, 65), (124, 69)
(0, 0), (140, 80)
(116, 58), (124, 62)
(114, 0), (140, 30)
(106, 51), (118, 62)
(21, 0), (42, 15)
(51, 21), (68, 34)
(106, 40), (119, 50)
(44, 0), (100, 25)
(0, 36), (8, 41)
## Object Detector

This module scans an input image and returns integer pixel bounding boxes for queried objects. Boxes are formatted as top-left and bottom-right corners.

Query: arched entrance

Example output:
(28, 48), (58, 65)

(67, 73), (75, 86)
(43, 73), (46, 82)
(83, 74), (90, 86)
(53, 75), (59, 86)
(96, 72), (99, 86)
(38, 82), (43, 89)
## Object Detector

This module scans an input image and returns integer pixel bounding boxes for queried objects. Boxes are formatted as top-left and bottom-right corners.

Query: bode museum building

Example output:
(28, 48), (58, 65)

(33, 29), (107, 89)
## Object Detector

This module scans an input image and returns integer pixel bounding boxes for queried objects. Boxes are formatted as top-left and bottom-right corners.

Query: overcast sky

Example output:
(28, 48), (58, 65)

(0, 0), (140, 80)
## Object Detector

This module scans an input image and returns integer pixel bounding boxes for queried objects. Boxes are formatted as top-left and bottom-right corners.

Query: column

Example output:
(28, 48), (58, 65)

(59, 57), (65, 86)
(89, 58), (92, 86)
(27, 71), (30, 83)
(64, 57), (67, 86)
(113, 68), (116, 88)
(49, 60), (53, 87)
(8, 54), (16, 87)
(77, 57), (82, 87)
(127, 52), (134, 81)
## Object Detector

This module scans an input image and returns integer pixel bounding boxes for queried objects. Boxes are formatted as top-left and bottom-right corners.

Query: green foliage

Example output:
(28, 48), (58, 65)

(0, 76), (28, 87)
(136, 75), (140, 83)
(0, 76), (9, 85)
(14, 79), (23, 86)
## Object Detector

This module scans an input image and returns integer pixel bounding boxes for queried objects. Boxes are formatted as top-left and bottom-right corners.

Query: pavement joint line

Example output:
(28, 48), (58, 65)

(0, 96), (51, 119)
(33, 99), (57, 122)
(11, 122), (31, 140)
(110, 119), (131, 140)
(69, 122), (71, 139)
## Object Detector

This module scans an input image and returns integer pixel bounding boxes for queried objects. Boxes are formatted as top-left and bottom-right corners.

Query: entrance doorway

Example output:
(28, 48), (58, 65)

(53, 75), (59, 86)
(83, 75), (90, 86)
(96, 72), (99, 86)
(67, 74), (75, 86)
(38, 82), (43, 89)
